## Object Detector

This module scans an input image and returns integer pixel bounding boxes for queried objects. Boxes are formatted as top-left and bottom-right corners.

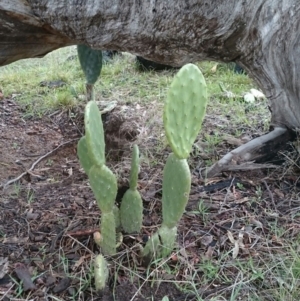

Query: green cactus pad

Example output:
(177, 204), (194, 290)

(100, 212), (117, 255)
(85, 101), (106, 166)
(157, 225), (177, 258)
(129, 145), (140, 190)
(120, 188), (143, 233)
(77, 45), (103, 85)
(142, 232), (160, 265)
(94, 254), (109, 291)
(113, 205), (121, 231)
(142, 225), (177, 265)
(89, 165), (118, 213)
(162, 153), (191, 228)
(77, 136), (95, 174)
(163, 63), (208, 159)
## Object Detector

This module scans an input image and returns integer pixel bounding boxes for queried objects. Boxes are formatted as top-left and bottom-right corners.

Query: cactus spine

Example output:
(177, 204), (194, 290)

(77, 44), (103, 101)
(120, 145), (143, 233)
(142, 63), (208, 262)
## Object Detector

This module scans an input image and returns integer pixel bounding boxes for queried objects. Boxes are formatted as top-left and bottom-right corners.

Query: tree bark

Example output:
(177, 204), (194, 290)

(1, 0), (300, 174)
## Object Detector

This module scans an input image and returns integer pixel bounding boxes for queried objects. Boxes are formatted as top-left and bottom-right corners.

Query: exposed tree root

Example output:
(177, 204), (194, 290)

(206, 127), (295, 177)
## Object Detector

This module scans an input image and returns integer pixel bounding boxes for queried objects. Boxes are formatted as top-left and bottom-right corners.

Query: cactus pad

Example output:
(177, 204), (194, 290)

(129, 145), (140, 190)
(163, 63), (208, 159)
(142, 225), (177, 264)
(94, 254), (109, 291)
(100, 212), (117, 255)
(120, 188), (143, 233)
(162, 153), (191, 228)
(77, 136), (94, 174)
(157, 225), (177, 258)
(89, 165), (118, 213)
(142, 231), (161, 265)
(77, 45), (103, 85)
(113, 205), (121, 231)
(85, 101), (106, 166)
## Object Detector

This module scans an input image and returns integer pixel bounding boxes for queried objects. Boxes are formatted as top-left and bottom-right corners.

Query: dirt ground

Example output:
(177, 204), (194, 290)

(1, 97), (300, 301)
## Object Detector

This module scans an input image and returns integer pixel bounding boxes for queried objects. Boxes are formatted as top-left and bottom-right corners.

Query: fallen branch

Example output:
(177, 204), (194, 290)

(67, 228), (99, 237)
(206, 127), (293, 177)
(1, 139), (78, 189)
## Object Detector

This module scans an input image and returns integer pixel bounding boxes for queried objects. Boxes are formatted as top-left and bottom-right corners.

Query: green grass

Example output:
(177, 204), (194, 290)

(0, 47), (265, 122)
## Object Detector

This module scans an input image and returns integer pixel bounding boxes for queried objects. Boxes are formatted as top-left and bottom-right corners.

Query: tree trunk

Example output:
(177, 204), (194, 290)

(1, 0), (300, 175)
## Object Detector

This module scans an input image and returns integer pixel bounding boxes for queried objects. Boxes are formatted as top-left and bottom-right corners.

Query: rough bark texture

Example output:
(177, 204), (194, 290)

(0, 1), (74, 65)
(1, 1), (300, 130)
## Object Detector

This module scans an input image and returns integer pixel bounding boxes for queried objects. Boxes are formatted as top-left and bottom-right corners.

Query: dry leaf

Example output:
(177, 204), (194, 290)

(250, 88), (266, 100)
(205, 245), (215, 259)
(227, 231), (235, 244)
(3, 237), (28, 244)
(223, 135), (243, 147)
(0, 257), (9, 279)
(232, 241), (239, 259)
(234, 197), (249, 204)
(72, 256), (86, 271)
(274, 188), (284, 199)
(14, 263), (36, 291)
(249, 217), (263, 229)
(210, 63), (218, 73)
(227, 231), (239, 259)
(201, 235), (213, 247)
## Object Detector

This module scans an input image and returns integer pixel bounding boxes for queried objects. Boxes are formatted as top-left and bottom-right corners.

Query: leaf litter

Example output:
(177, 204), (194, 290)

(1, 87), (300, 300)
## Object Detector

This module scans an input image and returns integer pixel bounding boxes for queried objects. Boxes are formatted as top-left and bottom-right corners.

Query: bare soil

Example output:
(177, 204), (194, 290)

(1, 97), (300, 301)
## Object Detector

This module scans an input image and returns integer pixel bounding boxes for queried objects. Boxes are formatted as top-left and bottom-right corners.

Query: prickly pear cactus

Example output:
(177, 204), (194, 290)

(77, 44), (103, 101)
(84, 101), (106, 166)
(94, 254), (109, 291)
(161, 154), (191, 228)
(77, 45), (103, 85)
(142, 63), (208, 263)
(129, 145), (140, 190)
(77, 136), (94, 174)
(77, 100), (118, 256)
(120, 189), (143, 233)
(120, 145), (143, 233)
(100, 212), (117, 255)
(142, 225), (177, 265)
(163, 63), (207, 159)
(89, 165), (118, 213)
